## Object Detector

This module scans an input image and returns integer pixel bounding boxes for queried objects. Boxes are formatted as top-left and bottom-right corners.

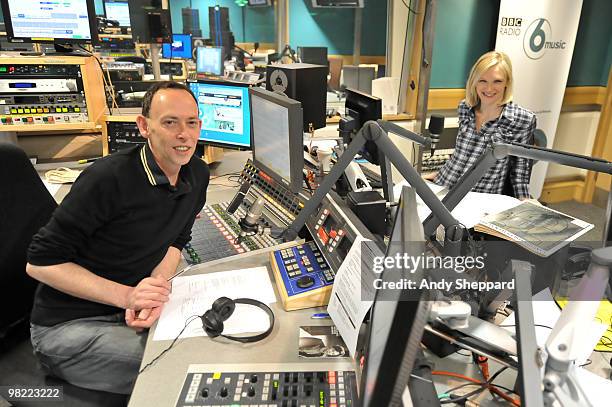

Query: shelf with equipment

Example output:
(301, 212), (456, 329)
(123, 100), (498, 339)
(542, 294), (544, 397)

(0, 55), (107, 133)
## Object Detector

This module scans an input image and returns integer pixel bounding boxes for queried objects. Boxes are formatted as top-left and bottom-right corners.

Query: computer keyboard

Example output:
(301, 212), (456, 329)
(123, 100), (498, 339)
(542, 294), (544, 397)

(177, 369), (357, 407)
(183, 201), (281, 264)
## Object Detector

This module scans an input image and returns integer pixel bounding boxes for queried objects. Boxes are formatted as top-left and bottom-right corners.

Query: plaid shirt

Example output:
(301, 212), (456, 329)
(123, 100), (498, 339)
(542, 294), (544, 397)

(433, 100), (536, 199)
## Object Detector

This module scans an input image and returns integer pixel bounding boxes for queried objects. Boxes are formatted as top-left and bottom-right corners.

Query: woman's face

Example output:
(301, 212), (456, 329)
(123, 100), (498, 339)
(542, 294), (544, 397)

(476, 65), (507, 108)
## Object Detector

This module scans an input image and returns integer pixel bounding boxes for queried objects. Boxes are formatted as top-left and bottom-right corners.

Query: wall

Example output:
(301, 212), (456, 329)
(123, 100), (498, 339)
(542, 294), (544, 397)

(430, 0), (611, 88)
(288, 0), (386, 56)
(167, 0), (275, 43)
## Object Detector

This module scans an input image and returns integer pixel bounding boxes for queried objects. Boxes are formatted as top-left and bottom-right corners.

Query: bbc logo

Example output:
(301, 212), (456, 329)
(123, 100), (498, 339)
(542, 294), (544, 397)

(501, 17), (522, 27)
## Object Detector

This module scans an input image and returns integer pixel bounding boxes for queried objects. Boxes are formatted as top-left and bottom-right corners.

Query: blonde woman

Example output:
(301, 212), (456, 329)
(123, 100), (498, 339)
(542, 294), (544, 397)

(432, 51), (536, 199)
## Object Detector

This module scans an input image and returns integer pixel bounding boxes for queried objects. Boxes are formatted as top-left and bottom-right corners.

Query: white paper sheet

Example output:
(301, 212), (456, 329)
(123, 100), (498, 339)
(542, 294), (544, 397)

(575, 365), (612, 407)
(153, 267), (276, 341)
(327, 236), (383, 357)
(393, 180), (523, 228)
(501, 288), (607, 365)
(42, 179), (62, 198)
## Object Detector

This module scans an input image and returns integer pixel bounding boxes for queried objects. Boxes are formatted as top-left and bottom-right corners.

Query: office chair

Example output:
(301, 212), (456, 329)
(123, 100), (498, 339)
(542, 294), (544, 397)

(328, 55), (343, 92)
(502, 129), (547, 198)
(0, 143), (128, 406)
(0, 143), (57, 346)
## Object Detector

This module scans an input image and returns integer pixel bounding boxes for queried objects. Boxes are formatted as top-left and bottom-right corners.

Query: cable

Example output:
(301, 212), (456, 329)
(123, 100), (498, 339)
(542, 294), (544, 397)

(138, 315), (200, 374)
(400, 0), (420, 14)
(44, 167), (82, 184)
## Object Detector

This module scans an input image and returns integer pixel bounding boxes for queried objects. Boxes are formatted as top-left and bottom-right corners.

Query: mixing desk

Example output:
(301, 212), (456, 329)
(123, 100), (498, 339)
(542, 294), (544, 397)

(183, 201), (281, 264)
(177, 369), (357, 407)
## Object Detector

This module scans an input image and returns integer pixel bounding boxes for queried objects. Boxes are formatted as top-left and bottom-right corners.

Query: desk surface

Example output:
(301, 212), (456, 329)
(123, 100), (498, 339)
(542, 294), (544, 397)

(43, 149), (611, 405)
(128, 250), (355, 407)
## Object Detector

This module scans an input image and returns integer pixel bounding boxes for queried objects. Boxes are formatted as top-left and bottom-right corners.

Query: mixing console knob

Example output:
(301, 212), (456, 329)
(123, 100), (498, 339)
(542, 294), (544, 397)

(247, 385), (255, 397)
(219, 387), (228, 398)
(250, 374), (258, 383)
(201, 388), (209, 398)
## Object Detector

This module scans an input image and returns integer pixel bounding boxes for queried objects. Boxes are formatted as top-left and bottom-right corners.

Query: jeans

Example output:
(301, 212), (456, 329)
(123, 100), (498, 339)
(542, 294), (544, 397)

(30, 312), (147, 395)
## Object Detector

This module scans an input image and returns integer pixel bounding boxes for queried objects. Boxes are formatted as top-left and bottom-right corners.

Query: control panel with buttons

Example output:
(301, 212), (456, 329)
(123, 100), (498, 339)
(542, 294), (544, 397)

(270, 242), (334, 311)
(421, 148), (455, 173)
(0, 64), (89, 126)
(176, 369), (357, 407)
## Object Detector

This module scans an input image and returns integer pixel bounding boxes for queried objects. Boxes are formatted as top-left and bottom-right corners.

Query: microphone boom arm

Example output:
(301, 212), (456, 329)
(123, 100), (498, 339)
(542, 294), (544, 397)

(282, 120), (464, 251)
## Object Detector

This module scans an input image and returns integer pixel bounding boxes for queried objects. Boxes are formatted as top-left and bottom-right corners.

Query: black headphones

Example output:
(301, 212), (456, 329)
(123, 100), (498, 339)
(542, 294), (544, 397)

(201, 297), (275, 343)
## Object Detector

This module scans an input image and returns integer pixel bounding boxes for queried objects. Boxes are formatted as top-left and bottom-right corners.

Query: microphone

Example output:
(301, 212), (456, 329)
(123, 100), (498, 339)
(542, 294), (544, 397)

(237, 197), (265, 242)
(227, 182), (250, 214)
(428, 114), (445, 156)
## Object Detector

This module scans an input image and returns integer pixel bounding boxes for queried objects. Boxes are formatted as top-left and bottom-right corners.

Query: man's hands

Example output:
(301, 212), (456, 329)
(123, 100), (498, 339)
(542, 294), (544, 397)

(124, 276), (171, 331)
(125, 307), (163, 331)
(125, 276), (171, 310)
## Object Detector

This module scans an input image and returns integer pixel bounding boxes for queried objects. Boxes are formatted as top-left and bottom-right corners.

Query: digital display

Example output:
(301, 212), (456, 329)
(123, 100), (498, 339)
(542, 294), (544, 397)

(104, 1), (130, 27)
(196, 46), (223, 76)
(5, 0), (94, 41)
(162, 34), (193, 59)
(250, 93), (291, 182)
(9, 83), (36, 88)
(188, 81), (251, 149)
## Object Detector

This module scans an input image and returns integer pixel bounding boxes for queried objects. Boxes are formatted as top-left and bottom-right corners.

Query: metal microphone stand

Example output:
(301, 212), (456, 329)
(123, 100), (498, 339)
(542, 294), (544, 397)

(422, 140), (612, 246)
(280, 119), (466, 255)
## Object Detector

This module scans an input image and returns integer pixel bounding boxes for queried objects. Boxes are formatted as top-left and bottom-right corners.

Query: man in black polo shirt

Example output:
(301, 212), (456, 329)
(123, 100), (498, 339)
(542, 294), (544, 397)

(26, 81), (209, 394)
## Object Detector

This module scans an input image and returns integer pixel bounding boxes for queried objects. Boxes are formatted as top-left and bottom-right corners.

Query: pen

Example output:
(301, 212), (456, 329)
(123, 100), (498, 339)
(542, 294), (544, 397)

(167, 265), (193, 282)
(311, 313), (330, 319)
(78, 157), (101, 164)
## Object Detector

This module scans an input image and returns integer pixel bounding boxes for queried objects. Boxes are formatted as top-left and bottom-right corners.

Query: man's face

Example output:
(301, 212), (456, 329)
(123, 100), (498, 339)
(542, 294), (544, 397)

(137, 88), (201, 172)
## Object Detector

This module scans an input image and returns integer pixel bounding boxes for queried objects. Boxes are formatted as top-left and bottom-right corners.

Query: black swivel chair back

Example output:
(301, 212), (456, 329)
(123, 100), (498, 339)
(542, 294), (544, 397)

(502, 129), (547, 198)
(0, 143), (57, 346)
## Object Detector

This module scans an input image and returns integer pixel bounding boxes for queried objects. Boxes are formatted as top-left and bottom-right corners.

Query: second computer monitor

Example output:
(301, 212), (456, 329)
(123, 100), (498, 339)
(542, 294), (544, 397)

(189, 80), (251, 149)
(196, 46), (224, 76)
(162, 33), (192, 59)
(104, 0), (131, 27)
(250, 87), (304, 194)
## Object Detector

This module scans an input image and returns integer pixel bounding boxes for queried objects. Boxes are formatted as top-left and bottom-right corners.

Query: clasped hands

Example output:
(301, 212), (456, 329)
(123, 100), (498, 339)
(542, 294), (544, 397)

(124, 277), (171, 331)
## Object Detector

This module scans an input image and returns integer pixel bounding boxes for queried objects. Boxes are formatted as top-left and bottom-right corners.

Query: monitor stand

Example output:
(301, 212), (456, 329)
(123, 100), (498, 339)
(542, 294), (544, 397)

(42, 43), (91, 57)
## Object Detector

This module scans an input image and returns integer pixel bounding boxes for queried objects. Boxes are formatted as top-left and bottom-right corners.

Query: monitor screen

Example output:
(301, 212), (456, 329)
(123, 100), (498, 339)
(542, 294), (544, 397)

(298, 46), (328, 66)
(360, 186), (430, 406)
(104, 0), (131, 27)
(250, 87), (304, 193)
(345, 88), (382, 164)
(162, 33), (192, 59)
(248, 0), (271, 5)
(0, 0), (98, 44)
(196, 46), (223, 76)
(189, 80), (251, 149)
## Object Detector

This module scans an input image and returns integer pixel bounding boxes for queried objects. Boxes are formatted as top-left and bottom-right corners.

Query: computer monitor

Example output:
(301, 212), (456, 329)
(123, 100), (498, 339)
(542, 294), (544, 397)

(342, 65), (376, 95)
(188, 80), (251, 150)
(359, 186), (436, 406)
(344, 88), (382, 165)
(298, 46), (328, 66)
(103, 0), (131, 27)
(312, 0), (364, 7)
(249, 87), (304, 194)
(162, 33), (192, 59)
(248, 0), (272, 6)
(0, 0), (98, 49)
(127, 0), (172, 44)
(196, 46), (223, 76)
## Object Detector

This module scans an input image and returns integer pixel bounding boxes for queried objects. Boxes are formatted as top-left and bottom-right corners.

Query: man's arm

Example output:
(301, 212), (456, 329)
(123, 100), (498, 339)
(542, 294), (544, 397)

(151, 246), (183, 280)
(26, 262), (170, 311)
